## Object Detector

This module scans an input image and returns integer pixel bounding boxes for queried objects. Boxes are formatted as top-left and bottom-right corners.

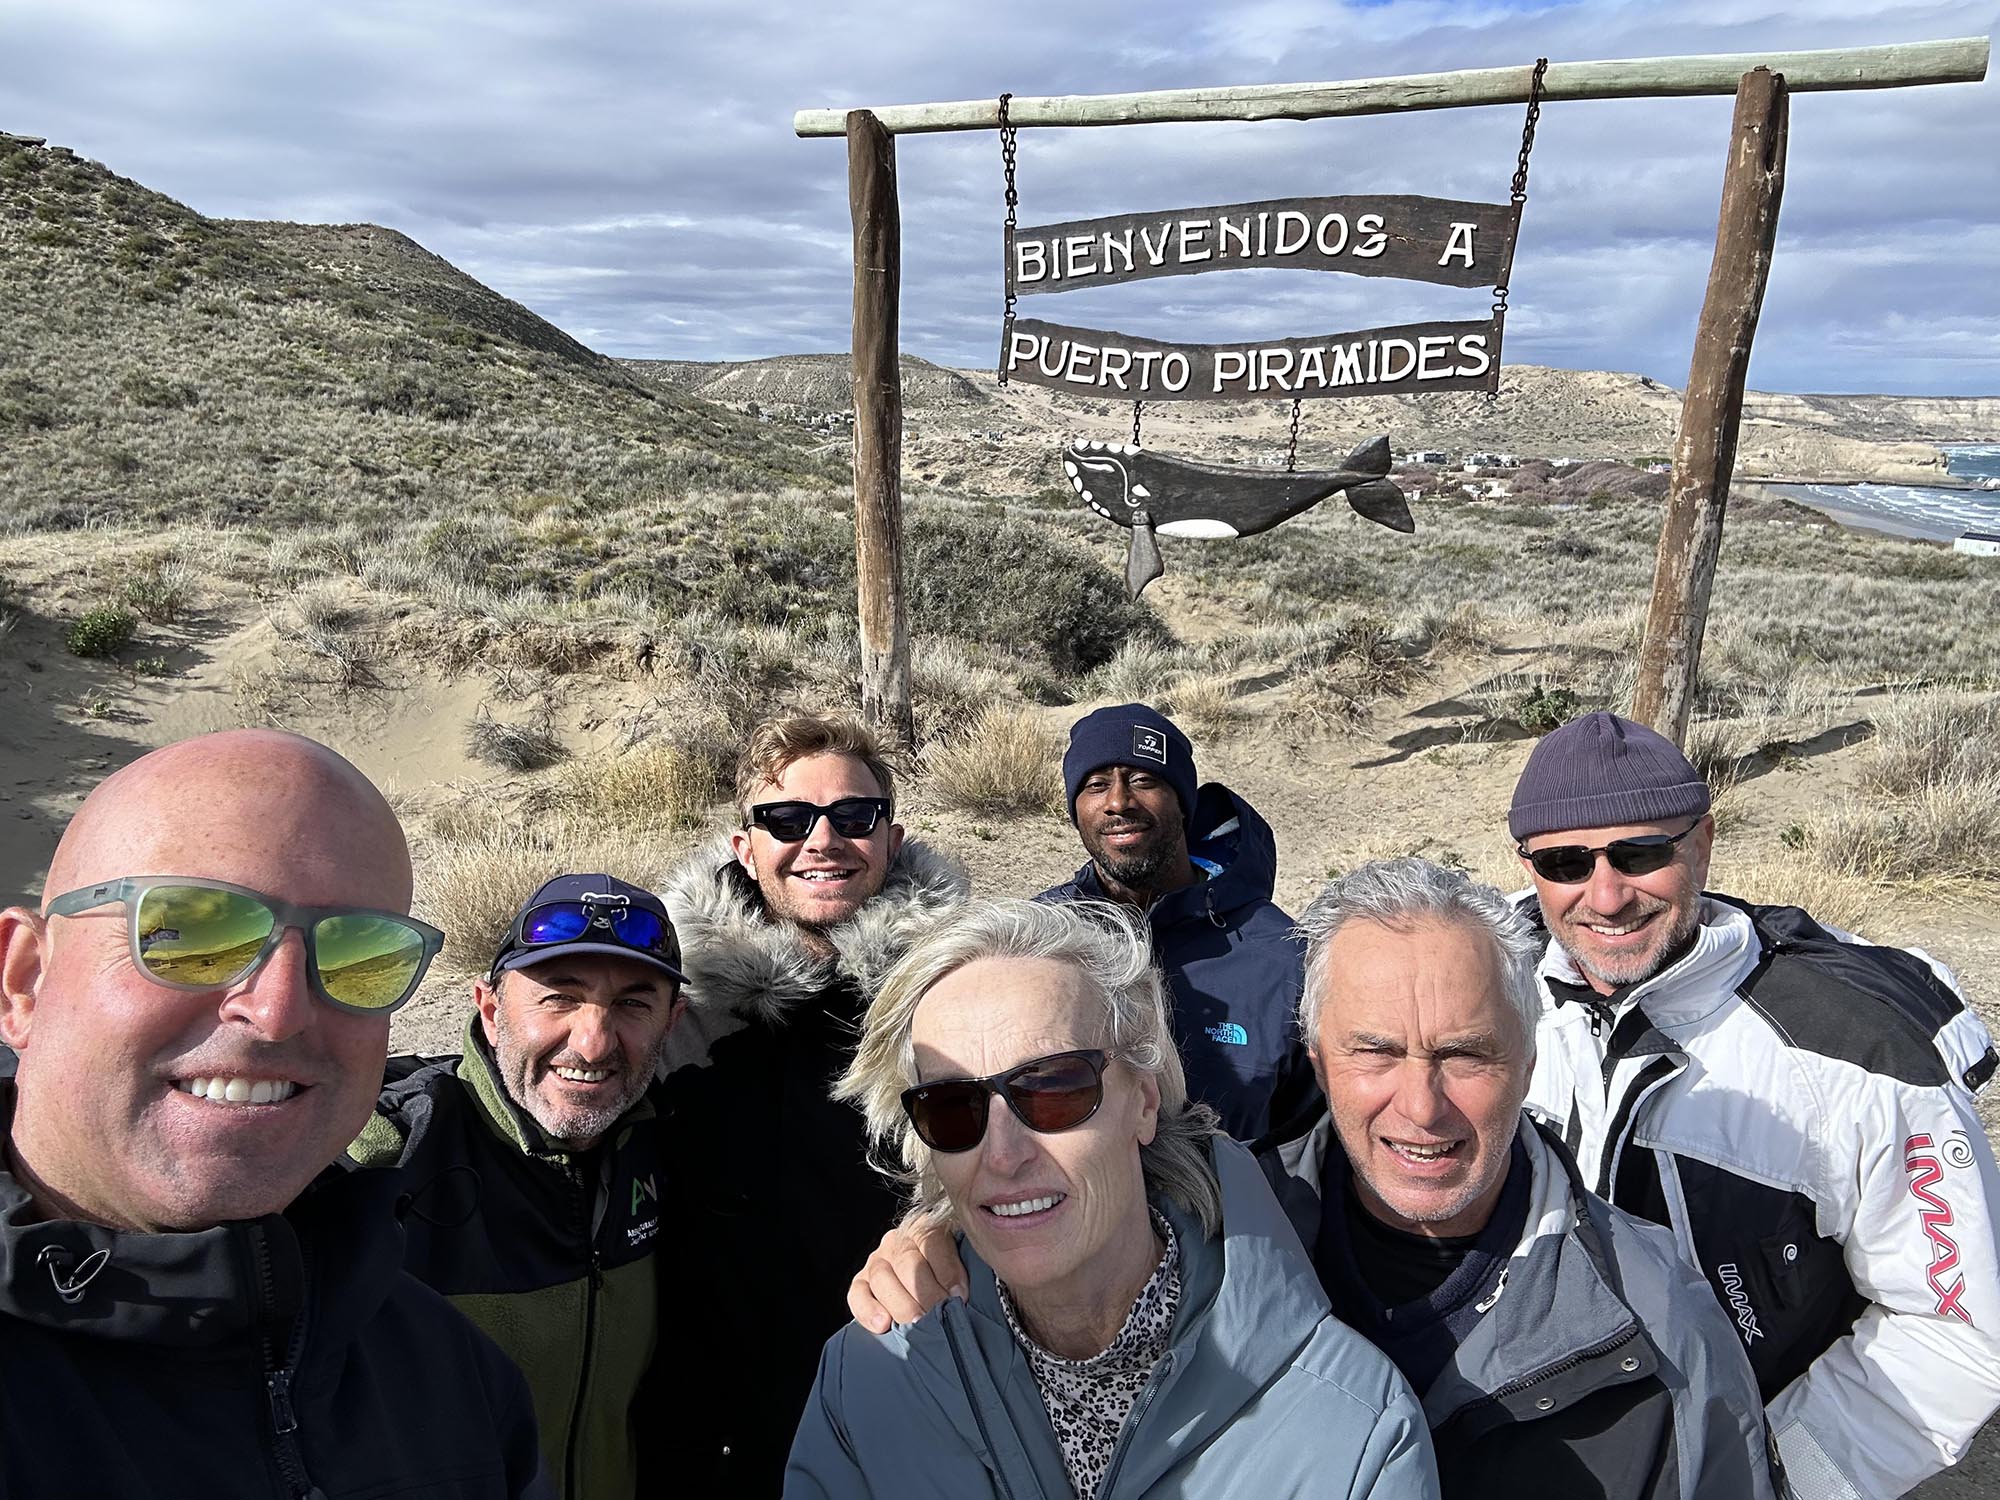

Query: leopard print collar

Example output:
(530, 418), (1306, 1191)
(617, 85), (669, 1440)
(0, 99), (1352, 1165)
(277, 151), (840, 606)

(997, 1211), (1181, 1499)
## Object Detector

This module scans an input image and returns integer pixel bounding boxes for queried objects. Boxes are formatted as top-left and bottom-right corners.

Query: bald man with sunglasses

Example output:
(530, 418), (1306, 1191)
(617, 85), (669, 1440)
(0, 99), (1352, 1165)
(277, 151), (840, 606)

(0, 729), (547, 1498)
(1510, 712), (2000, 1499)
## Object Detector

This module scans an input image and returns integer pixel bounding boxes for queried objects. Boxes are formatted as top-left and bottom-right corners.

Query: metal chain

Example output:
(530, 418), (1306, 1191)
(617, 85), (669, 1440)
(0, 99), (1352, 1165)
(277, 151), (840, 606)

(1131, 400), (1144, 447)
(1285, 398), (1303, 472)
(1492, 58), (1548, 319)
(1487, 57), (1547, 411)
(998, 93), (1020, 386)
(1509, 58), (1549, 203)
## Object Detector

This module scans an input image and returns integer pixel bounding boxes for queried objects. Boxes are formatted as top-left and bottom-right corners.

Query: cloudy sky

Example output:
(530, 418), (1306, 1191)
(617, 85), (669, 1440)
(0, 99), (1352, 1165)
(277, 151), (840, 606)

(8, 0), (1997, 394)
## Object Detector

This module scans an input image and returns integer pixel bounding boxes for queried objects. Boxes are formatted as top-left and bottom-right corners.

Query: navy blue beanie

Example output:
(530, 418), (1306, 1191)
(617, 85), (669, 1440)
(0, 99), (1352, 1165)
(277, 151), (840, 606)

(1063, 703), (1197, 823)
(1508, 711), (1710, 841)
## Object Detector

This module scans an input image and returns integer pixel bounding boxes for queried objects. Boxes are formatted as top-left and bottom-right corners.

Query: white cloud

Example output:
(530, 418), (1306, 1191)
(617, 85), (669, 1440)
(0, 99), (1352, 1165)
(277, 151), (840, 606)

(5, 0), (1995, 392)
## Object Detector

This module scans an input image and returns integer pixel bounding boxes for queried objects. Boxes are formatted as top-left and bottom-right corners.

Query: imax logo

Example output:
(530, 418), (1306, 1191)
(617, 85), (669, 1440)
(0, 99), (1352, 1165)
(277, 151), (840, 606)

(1905, 1134), (1973, 1325)
(1205, 1022), (1248, 1047)
(1715, 1263), (1764, 1345)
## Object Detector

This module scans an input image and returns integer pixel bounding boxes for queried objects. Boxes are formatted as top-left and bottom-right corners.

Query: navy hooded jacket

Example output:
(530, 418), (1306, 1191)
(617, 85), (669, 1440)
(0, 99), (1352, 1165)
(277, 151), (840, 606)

(1039, 781), (1322, 1142)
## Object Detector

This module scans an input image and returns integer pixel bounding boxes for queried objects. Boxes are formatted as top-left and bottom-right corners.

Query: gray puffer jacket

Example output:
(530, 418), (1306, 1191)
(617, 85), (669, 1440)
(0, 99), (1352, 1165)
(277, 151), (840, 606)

(1264, 1114), (1777, 1500)
(786, 1136), (1438, 1499)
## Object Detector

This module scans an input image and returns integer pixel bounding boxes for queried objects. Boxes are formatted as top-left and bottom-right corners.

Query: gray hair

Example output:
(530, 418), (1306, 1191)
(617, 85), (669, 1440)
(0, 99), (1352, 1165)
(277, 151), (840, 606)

(1294, 857), (1543, 1049)
(836, 898), (1223, 1237)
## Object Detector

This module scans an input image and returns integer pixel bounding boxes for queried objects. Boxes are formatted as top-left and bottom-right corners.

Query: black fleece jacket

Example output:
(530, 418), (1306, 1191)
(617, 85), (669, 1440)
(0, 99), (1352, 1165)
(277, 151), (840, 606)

(0, 1081), (549, 1499)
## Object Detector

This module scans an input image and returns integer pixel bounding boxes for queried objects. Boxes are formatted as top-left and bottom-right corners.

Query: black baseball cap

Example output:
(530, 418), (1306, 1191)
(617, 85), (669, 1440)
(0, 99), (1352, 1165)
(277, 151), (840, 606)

(488, 874), (686, 985)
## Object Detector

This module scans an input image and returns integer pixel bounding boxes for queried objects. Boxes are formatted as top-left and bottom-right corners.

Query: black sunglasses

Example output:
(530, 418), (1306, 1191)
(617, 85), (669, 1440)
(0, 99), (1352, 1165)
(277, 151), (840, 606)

(1518, 822), (1701, 884)
(745, 797), (891, 843)
(901, 1049), (1108, 1154)
(45, 877), (443, 1015)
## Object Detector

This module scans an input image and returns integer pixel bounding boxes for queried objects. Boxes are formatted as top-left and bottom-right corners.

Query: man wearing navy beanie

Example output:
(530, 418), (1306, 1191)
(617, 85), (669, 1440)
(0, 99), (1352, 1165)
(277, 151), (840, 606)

(1041, 702), (1321, 1143)
(1510, 711), (2000, 1499)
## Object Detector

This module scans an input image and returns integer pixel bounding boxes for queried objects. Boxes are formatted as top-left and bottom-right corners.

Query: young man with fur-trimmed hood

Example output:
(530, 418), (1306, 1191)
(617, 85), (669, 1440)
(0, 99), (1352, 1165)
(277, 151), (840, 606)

(651, 713), (966, 1497)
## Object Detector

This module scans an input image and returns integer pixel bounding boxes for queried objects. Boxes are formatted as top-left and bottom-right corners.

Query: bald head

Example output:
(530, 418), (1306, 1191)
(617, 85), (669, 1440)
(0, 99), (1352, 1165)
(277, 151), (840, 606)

(46, 730), (410, 919)
(2, 730), (414, 1231)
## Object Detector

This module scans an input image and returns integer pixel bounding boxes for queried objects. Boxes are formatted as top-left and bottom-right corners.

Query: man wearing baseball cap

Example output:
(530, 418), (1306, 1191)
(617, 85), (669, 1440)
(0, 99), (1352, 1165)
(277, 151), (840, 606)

(1509, 711), (2000, 1498)
(349, 873), (687, 1500)
(1039, 702), (1320, 1142)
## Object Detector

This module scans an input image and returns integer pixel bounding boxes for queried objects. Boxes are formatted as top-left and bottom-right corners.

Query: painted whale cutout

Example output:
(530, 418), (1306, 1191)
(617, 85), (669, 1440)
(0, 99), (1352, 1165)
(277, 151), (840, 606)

(1061, 434), (1415, 598)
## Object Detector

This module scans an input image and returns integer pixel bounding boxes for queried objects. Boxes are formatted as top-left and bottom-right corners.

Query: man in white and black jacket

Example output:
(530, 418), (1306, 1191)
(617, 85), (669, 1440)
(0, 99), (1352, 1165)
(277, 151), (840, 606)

(1508, 711), (2000, 1499)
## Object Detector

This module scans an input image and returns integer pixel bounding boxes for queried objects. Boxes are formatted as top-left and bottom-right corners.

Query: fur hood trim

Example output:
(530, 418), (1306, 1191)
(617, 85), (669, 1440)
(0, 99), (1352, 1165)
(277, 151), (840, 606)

(660, 835), (968, 1034)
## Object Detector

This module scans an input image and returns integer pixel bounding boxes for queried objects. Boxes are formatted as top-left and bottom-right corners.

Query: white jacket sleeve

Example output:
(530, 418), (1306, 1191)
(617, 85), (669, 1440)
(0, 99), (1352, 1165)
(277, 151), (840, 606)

(1766, 1073), (2000, 1499)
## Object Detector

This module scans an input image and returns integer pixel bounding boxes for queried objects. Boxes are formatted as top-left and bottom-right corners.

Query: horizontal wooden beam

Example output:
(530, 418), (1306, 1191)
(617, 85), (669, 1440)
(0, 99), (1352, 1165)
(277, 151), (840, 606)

(794, 36), (1987, 137)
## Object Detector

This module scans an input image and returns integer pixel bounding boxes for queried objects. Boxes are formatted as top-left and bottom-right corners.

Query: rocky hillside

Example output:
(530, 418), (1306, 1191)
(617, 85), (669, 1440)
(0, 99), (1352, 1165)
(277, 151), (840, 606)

(240, 219), (612, 370)
(1740, 390), (2000, 445)
(633, 355), (1985, 488)
(625, 352), (990, 411)
(0, 134), (838, 536)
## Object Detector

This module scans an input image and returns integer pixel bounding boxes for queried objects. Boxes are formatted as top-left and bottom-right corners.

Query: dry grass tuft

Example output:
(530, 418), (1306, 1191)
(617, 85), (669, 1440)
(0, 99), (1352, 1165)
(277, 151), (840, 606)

(466, 716), (566, 773)
(1282, 609), (1422, 732)
(1865, 689), (2000, 795)
(911, 640), (1011, 746)
(924, 705), (1063, 818)
(416, 818), (679, 979)
(1685, 716), (1758, 783)
(290, 581), (356, 635)
(120, 553), (196, 623)
(1397, 600), (1489, 656)
(1774, 688), (2000, 888)
(1163, 670), (1250, 737)
(1795, 778), (2000, 885)
(229, 660), (298, 725)
(541, 742), (728, 833)
(1090, 640), (1185, 704)
(1706, 852), (1882, 934)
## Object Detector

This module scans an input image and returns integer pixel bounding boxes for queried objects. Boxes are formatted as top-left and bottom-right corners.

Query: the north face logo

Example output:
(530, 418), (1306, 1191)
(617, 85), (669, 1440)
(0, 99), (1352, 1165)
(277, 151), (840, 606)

(1131, 726), (1168, 765)
(1205, 1022), (1248, 1047)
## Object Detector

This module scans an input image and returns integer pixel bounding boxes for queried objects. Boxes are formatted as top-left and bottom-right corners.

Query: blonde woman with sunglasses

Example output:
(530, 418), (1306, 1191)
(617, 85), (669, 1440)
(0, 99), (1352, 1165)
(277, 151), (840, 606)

(786, 897), (1436, 1500)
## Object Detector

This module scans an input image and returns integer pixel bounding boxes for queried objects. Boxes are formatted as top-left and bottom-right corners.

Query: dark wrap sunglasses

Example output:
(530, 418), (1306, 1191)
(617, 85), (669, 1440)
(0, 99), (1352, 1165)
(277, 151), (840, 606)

(1517, 822), (1701, 884)
(45, 877), (444, 1015)
(900, 1049), (1109, 1154)
(745, 797), (891, 843)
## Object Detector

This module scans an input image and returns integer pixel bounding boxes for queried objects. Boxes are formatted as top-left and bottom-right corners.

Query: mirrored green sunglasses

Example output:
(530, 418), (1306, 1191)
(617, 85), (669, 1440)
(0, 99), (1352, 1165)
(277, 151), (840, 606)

(45, 877), (444, 1015)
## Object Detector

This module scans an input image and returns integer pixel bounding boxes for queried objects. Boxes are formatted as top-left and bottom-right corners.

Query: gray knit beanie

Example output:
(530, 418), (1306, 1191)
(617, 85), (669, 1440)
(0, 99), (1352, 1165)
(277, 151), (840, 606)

(1508, 711), (1711, 841)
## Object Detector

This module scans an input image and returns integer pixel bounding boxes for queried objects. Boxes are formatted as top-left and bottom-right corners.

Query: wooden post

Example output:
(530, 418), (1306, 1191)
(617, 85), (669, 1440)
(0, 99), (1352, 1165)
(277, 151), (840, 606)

(795, 37), (1981, 135)
(847, 109), (913, 748)
(1630, 69), (1789, 746)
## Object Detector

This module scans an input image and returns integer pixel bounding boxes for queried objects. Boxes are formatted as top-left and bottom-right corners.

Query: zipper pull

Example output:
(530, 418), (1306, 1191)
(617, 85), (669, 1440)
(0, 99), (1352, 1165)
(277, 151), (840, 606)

(1588, 1008), (1603, 1038)
(267, 1369), (300, 1436)
(1474, 1267), (1510, 1314)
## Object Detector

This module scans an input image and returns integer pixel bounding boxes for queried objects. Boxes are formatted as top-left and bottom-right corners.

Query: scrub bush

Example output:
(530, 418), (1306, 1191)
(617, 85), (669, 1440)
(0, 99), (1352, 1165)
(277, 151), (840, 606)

(67, 605), (137, 658)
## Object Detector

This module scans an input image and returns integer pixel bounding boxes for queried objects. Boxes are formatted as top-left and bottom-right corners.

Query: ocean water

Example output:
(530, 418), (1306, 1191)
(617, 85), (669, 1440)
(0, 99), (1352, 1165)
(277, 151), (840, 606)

(1771, 445), (2000, 543)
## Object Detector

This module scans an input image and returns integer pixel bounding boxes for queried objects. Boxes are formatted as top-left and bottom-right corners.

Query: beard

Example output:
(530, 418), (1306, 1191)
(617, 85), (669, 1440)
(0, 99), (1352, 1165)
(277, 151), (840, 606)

(1081, 814), (1184, 890)
(1553, 890), (1704, 990)
(491, 1011), (668, 1149)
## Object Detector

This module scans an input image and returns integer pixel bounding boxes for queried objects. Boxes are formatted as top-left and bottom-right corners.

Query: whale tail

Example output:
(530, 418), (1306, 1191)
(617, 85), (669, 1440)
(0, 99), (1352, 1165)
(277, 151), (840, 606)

(1344, 478), (1415, 533)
